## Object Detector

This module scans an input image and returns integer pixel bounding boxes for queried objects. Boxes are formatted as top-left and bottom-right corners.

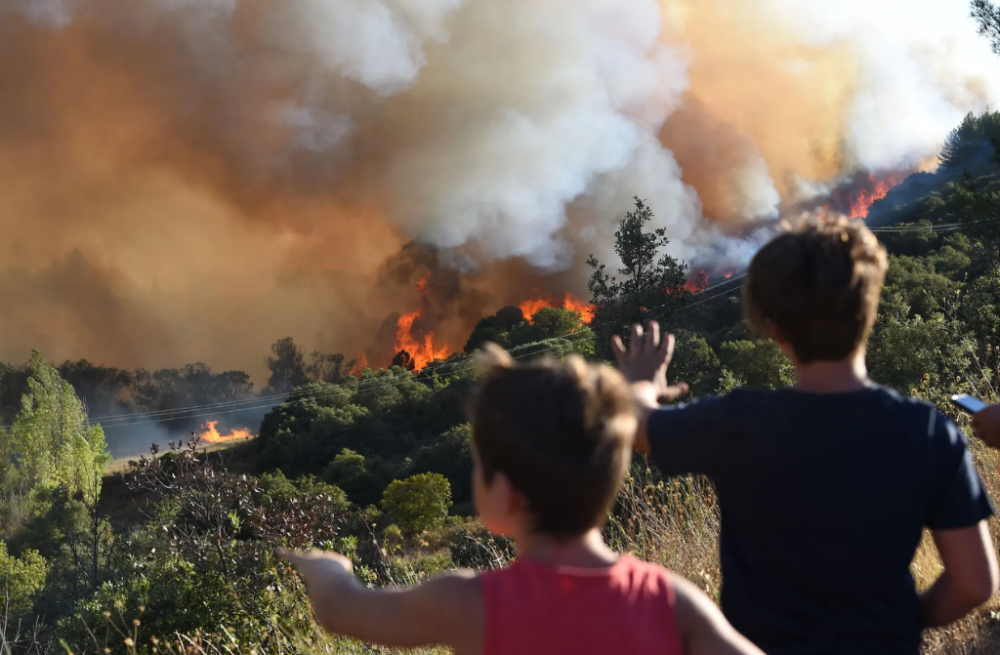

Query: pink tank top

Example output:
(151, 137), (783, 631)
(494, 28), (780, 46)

(481, 554), (685, 655)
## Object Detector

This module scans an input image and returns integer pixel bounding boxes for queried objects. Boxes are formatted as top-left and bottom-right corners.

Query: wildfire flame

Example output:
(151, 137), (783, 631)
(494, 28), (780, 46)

(395, 310), (452, 370)
(197, 420), (254, 444)
(519, 293), (596, 324)
(684, 270), (710, 293)
(849, 173), (903, 219)
(349, 353), (368, 376)
(683, 268), (738, 293)
(394, 279), (452, 370)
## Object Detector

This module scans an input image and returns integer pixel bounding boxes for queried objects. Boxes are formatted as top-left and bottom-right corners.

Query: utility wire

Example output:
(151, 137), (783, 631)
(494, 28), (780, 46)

(50, 274), (750, 430)
(5, 219), (979, 431)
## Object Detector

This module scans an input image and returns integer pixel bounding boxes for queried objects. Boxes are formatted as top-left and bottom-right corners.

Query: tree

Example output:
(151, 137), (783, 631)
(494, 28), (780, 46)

(0, 352), (111, 533)
(883, 254), (961, 319)
(380, 473), (452, 535)
(587, 198), (689, 358)
(718, 340), (794, 391)
(57, 360), (133, 418)
(668, 331), (723, 397)
(391, 350), (416, 371)
(266, 337), (309, 394)
(973, 0), (1000, 55)
(0, 541), (47, 618)
(531, 307), (584, 338)
(868, 309), (976, 395)
(495, 307), (525, 331)
(412, 425), (474, 505)
(324, 448), (371, 500)
(308, 351), (355, 384)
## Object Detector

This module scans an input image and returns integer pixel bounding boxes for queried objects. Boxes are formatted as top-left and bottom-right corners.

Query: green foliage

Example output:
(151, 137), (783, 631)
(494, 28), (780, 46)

(0, 352), (110, 533)
(884, 254), (961, 318)
(668, 331), (722, 397)
(259, 470), (351, 514)
(464, 306), (590, 357)
(958, 264), (1000, 342)
(939, 111), (1000, 170)
(380, 473), (452, 535)
(411, 425), (473, 509)
(718, 340), (794, 391)
(0, 541), (47, 617)
(60, 441), (344, 651)
(868, 307), (976, 394)
(531, 307), (583, 338)
(587, 198), (690, 358)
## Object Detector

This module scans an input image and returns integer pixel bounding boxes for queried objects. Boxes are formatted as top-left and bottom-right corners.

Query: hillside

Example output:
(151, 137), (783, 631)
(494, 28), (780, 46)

(2, 111), (1000, 653)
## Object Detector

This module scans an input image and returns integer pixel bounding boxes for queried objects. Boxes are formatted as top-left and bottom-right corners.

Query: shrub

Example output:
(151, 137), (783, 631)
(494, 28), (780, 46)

(380, 474), (452, 535)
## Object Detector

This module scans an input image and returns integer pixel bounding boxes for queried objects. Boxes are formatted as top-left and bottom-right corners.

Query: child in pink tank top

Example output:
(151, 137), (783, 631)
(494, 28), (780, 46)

(283, 346), (763, 655)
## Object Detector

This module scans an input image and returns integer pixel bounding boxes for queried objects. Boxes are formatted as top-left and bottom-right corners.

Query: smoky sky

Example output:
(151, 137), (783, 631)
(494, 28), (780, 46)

(0, 0), (997, 381)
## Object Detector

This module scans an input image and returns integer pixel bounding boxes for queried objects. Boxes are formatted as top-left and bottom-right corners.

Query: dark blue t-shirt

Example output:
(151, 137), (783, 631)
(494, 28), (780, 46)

(648, 386), (994, 655)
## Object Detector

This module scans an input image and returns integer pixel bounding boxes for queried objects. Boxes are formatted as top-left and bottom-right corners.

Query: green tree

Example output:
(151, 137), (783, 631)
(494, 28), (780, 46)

(324, 448), (371, 500)
(531, 307), (584, 338)
(412, 425), (474, 506)
(380, 473), (452, 535)
(587, 198), (689, 358)
(668, 331), (723, 397)
(959, 264), (1000, 342)
(883, 254), (961, 318)
(718, 340), (794, 391)
(0, 351), (110, 532)
(868, 309), (976, 394)
(0, 541), (47, 617)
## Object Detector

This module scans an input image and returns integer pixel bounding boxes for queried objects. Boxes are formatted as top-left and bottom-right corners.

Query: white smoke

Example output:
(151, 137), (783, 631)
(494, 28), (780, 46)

(767, 0), (1000, 173)
(3, 0), (1000, 367)
(374, 0), (695, 269)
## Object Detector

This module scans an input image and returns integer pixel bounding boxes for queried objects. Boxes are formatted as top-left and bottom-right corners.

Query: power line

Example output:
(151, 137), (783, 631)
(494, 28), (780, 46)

(8, 216), (973, 432)
(35, 273), (748, 432)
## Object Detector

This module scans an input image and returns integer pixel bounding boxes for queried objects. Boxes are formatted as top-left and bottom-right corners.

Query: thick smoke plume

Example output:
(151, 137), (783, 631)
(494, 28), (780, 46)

(0, 0), (998, 380)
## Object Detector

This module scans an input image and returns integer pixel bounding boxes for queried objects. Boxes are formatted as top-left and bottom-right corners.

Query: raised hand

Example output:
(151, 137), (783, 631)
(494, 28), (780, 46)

(611, 321), (688, 404)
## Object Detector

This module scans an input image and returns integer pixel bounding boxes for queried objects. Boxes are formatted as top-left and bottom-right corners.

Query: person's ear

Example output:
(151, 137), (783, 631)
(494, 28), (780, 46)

(494, 471), (526, 515)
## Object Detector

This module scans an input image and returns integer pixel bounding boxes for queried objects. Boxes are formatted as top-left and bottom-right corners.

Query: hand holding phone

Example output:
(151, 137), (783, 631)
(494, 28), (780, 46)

(951, 394), (990, 414)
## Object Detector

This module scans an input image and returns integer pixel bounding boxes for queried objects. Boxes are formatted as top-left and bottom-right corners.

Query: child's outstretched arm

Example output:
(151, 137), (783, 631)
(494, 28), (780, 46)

(280, 549), (482, 652)
(672, 575), (766, 655)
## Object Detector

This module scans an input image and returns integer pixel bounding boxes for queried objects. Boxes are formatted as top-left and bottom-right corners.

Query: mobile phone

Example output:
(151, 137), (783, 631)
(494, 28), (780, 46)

(951, 394), (990, 414)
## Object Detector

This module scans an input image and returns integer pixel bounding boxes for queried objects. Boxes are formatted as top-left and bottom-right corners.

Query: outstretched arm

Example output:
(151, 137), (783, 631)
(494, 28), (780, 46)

(672, 575), (765, 655)
(921, 521), (999, 628)
(280, 549), (482, 652)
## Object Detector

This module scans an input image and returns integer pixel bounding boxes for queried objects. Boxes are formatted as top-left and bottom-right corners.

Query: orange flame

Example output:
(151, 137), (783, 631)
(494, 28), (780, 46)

(197, 420), (254, 444)
(849, 174), (903, 219)
(519, 293), (595, 324)
(562, 293), (596, 324)
(349, 352), (368, 376)
(395, 309), (451, 370)
(684, 270), (710, 293)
